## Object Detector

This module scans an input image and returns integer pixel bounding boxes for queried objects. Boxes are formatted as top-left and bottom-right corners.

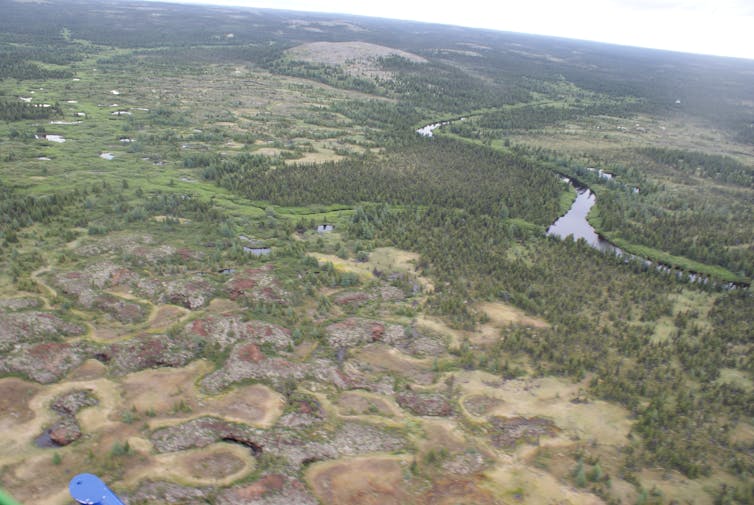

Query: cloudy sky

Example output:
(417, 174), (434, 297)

(149, 0), (754, 60)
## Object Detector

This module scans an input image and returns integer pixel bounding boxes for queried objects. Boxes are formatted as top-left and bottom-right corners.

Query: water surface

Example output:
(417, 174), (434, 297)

(546, 187), (621, 255)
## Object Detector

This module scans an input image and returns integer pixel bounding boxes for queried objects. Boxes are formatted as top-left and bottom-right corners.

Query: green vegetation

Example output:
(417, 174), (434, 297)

(0, 1), (752, 504)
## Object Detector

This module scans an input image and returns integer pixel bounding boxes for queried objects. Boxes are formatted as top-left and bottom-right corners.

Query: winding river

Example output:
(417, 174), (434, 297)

(417, 120), (747, 289)
(546, 182), (621, 254)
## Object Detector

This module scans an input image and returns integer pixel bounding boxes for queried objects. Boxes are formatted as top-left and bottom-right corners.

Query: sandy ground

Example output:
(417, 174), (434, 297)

(306, 454), (412, 505)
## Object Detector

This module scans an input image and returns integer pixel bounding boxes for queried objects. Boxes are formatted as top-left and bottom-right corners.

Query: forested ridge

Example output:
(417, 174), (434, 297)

(201, 136), (563, 224)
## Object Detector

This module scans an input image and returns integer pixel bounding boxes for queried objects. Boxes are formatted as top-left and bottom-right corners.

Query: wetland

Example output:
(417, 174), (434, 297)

(0, 2), (752, 504)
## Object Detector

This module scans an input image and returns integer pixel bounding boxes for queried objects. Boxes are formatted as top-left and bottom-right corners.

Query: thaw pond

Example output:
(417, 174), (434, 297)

(244, 247), (271, 256)
(36, 134), (65, 143)
(34, 429), (61, 448)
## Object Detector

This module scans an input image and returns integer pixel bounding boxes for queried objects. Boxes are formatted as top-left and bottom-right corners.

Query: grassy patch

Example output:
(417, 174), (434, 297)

(603, 236), (745, 283)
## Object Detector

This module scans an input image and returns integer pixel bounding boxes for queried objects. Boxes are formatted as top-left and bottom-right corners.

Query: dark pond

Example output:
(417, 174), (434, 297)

(35, 429), (61, 448)
(244, 247), (271, 256)
(546, 185), (622, 255)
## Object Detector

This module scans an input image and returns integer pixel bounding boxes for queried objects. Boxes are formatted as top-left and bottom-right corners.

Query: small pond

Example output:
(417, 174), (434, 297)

(36, 134), (65, 143)
(34, 430), (61, 448)
(244, 247), (271, 256)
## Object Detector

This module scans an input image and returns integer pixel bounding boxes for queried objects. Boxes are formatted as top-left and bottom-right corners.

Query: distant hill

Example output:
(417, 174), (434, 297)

(1, 0), (753, 141)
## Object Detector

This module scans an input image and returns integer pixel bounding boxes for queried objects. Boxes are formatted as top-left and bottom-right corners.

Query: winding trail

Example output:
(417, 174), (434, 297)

(30, 265), (57, 309)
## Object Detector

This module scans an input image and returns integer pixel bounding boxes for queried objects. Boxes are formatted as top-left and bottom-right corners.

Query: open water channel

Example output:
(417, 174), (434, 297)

(417, 120), (746, 289)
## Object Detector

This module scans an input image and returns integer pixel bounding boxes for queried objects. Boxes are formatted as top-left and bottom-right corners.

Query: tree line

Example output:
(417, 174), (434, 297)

(0, 100), (62, 121)
(200, 136), (563, 225)
(346, 203), (753, 481)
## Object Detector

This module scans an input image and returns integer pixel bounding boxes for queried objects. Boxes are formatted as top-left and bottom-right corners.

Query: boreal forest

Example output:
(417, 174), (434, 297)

(0, 1), (752, 504)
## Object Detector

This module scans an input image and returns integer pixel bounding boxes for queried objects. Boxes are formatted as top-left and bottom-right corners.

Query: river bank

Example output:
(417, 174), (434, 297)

(417, 119), (749, 289)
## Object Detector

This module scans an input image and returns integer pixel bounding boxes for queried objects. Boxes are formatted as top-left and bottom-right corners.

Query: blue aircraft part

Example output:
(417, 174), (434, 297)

(69, 474), (126, 505)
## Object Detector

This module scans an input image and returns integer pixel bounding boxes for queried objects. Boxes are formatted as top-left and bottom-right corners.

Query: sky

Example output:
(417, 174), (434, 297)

(144, 0), (754, 60)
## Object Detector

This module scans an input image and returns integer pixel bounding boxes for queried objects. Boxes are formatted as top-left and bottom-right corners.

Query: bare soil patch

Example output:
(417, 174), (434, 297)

(336, 391), (397, 417)
(120, 361), (210, 417)
(478, 301), (549, 329)
(456, 371), (632, 449)
(206, 298), (241, 314)
(65, 359), (107, 381)
(353, 344), (435, 385)
(307, 455), (412, 505)
(160, 444), (253, 484)
(486, 463), (603, 505)
(207, 383), (284, 428)
(462, 394), (505, 417)
(121, 362), (288, 428)
(148, 305), (189, 331)
(0, 378), (41, 425)
(422, 476), (500, 505)
(206, 297), (241, 314)
(2, 451), (82, 505)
